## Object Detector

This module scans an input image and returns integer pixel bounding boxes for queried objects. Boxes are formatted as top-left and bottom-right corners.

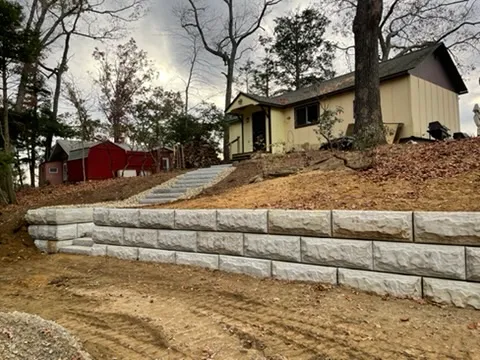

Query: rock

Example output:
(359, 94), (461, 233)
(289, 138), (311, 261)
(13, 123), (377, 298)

(176, 252), (219, 270)
(217, 210), (268, 233)
(249, 175), (264, 184)
(92, 226), (124, 245)
(219, 255), (271, 278)
(423, 278), (480, 309)
(466, 247), (480, 281)
(138, 248), (175, 263)
(301, 237), (373, 270)
(157, 230), (197, 251)
(272, 261), (337, 284)
(332, 210), (413, 242)
(106, 245), (138, 261)
(197, 232), (244, 256)
(244, 234), (301, 262)
(373, 242), (466, 280)
(123, 228), (158, 248)
(138, 209), (175, 229)
(174, 210), (217, 231)
(268, 210), (331, 237)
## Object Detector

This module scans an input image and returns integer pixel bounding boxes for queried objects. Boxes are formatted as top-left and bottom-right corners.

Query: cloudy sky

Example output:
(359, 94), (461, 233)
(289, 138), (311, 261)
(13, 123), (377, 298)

(62, 0), (480, 135)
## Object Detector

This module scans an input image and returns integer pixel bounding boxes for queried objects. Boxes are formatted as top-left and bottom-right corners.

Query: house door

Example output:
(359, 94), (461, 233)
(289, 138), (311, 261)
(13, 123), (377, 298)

(252, 111), (266, 151)
(62, 162), (68, 182)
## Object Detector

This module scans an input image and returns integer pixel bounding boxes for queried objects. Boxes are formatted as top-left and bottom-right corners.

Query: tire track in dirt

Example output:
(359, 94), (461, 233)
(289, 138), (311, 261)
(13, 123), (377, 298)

(60, 310), (187, 360)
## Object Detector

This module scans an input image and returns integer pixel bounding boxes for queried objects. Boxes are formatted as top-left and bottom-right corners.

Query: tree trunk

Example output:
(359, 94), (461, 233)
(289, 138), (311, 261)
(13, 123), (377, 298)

(14, 62), (33, 112)
(223, 60), (234, 161)
(1, 62), (17, 203)
(352, 0), (386, 149)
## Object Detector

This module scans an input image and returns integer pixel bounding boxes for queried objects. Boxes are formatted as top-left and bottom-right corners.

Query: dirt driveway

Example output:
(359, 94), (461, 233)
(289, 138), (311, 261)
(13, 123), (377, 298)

(1, 255), (479, 360)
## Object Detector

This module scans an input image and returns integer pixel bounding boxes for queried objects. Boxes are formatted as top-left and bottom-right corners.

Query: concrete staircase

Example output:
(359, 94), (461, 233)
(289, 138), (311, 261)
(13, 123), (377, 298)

(139, 164), (232, 205)
(58, 237), (94, 255)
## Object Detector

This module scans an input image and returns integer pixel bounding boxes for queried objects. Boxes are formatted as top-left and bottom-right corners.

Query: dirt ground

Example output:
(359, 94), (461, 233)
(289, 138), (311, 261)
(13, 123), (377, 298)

(1, 254), (479, 360)
(0, 171), (183, 261)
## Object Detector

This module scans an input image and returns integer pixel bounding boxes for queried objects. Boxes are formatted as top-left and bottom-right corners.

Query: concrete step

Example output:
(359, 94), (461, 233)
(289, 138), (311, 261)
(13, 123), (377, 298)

(182, 174), (217, 180)
(152, 188), (188, 194)
(144, 193), (182, 200)
(191, 169), (223, 174)
(59, 245), (92, 256)
(176, 179), (211, 185)
(139, 198), (172, 204)
(72, 237), (94, 247)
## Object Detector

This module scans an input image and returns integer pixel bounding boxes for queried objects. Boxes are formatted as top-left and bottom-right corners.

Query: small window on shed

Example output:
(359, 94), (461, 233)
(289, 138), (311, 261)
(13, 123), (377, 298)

(49, 167), (58, 174)
(295, 103), (319, 128)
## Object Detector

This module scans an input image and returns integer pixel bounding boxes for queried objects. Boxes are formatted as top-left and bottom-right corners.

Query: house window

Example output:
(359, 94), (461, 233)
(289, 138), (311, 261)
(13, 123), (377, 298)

(295, 103), (319, 128)
(49, 167), (58, 174)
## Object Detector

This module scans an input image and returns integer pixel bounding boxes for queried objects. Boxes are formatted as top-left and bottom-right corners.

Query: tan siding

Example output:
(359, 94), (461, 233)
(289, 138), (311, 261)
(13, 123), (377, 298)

(270, 108), (286, 153)
(228, 94), (259, 112)
(228, 122), (242, 157)
(410, 76), (460, 137)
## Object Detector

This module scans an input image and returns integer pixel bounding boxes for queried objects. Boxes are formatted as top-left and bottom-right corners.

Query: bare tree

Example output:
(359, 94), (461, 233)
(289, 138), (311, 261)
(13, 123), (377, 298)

(353, 0), (386, 149)
(183, 31), (202, 113)
(328, 0), (480, 65)
(178, 0), (283, 159)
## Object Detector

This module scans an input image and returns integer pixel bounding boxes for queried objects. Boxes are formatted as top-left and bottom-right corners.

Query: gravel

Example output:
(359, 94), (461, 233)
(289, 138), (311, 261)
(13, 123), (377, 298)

(0, 312), (91, 360)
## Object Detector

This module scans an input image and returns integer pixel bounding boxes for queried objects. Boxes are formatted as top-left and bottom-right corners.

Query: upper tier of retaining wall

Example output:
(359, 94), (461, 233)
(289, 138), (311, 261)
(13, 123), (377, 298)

(26, 207), (480, 309)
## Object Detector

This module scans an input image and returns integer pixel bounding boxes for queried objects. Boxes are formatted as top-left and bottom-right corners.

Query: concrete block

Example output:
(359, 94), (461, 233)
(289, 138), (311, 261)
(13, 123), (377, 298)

(244, 234), (300, 262)
(72, 238), (94, 246)
(59, 245), (92, 256)
(157, 230), (196, 251)
(77, 222), (94, 238)
(175, 210), (217, 231)
(423, 278), (480, 309)
(106, 245), (138, 261)
(197, 232), (244, 255)
(28, 224), (78, 241)
(123, 228), (158, 248)
(25, 209), (47, 225)
(217, 210), (268, 233)
(414, 212), (480, 245)
(108, 209), (140, 227)
(138, 248), (175, 263)
(138, 209), (175, 229)
(268, 210), (331, 237)
(219, 255), (271, 278)
(91, 244), (107, 256)
(176, 252), (219, 270)
(338, 268), (422, 299)
(93, 208), (109, 226)
(52, 208), (93, 224)
(466, 247), (480, 281)
(34, 240), (73, 254)
(373, 242), (466, 280)
(92, 226), (124, 245)
(333, 210), (412, 241)
(272, 261), (337, 284)
(301, 237), (373, 270)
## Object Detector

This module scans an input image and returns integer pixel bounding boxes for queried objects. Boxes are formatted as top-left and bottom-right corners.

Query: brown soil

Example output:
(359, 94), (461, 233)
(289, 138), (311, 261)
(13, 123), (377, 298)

(0, 254), (479, 359)
(156, 139), (480, 211)
(0, 171), (184, 261)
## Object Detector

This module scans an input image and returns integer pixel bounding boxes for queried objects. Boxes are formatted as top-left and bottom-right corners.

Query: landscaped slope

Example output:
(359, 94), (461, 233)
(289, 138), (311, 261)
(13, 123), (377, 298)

(158, 138), (480, 211)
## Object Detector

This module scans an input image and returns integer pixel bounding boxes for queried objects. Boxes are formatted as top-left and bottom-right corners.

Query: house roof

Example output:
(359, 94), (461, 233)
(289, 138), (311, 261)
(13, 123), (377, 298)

(49, 140), (98, 162)
(228, 43), (468, 112)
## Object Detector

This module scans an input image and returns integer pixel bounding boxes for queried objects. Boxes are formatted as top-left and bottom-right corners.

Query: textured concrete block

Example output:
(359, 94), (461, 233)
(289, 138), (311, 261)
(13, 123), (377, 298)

(138, 209), (175, 229)
(92, 226), (124, 245)
(176, 252), (219, 270)
(123, 228), (158, 248)
(34, 240), (73, 254)
(138, 248), (175, 263)
(157, 230), (197, 251)
(301, 237), (373, 270)
(219, 255), (271, 278)
(108, 209), (140, 227)
(333, 210), (412, 241)
(175, 210), (217, 231)
(93, 208), (109, 226)
(272, 261), (337, 284)
(338, 268), (422, 298)
(373, 242), (466, 280)
(423, 278), (480, 309)
(244, 234), (300, 262)
(77, 222), (94, 238)
(52, 208), (93, 224)
(466, 247), (480, 281)
(28, 224), (78, 241)
(197, 232), (244, 255)
(106, 245), (138, 261)
(26, 209), (47, 224)
(414, 212), (480, 245)
(217, 210), (268, 233)
(91, 244), (107, 256)
(268, 210), (331, 237)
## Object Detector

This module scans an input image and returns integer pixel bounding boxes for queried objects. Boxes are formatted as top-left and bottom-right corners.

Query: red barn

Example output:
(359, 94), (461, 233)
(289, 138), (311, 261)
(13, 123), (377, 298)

(39, 140), (157, 185)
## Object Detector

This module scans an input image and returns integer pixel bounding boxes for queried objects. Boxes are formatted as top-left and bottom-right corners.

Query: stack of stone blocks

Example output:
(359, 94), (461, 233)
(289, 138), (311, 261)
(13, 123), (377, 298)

(27, 208), (480, 309)
(27, 208), (94, 253)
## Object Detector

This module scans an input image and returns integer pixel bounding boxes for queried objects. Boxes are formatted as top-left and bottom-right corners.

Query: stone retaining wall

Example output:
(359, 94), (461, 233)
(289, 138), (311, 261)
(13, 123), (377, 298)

(26, 208), (480, 309)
